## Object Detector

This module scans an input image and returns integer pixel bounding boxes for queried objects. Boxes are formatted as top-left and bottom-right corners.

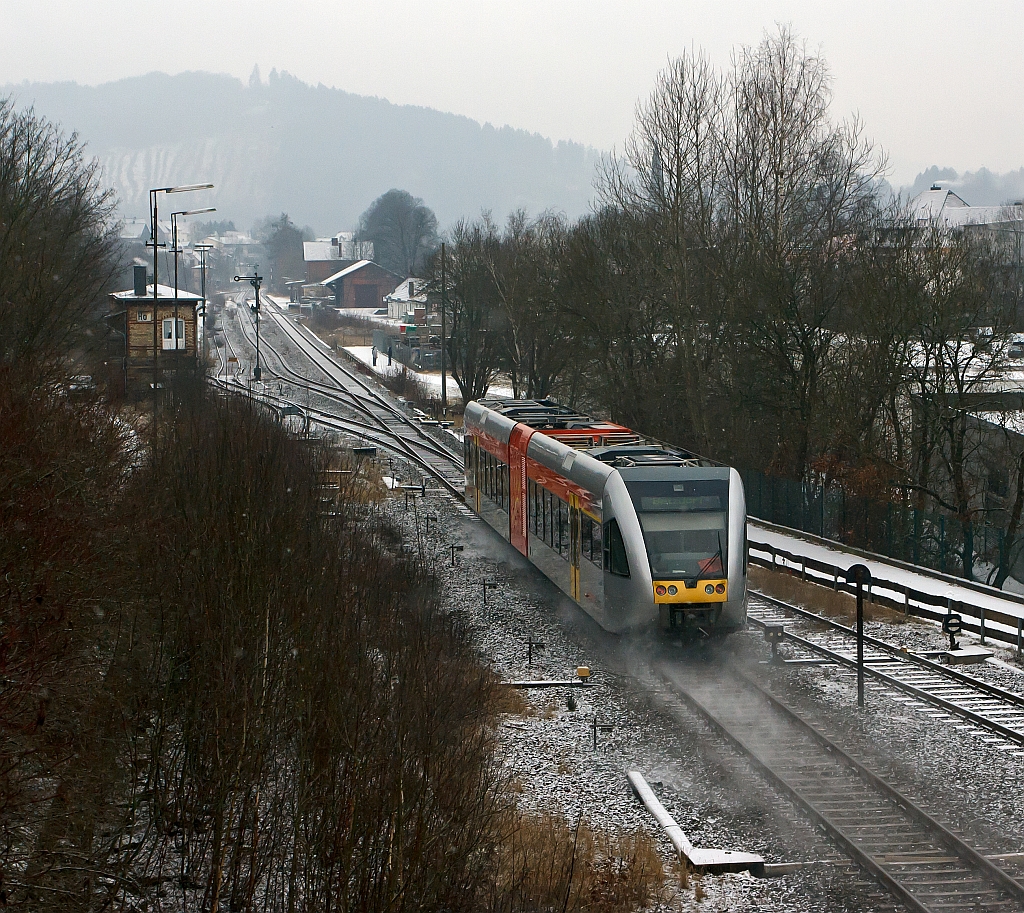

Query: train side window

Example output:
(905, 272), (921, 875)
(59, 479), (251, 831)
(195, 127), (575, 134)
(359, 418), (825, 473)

(558, 498), (568, 557)
(603, 519), (630, 577)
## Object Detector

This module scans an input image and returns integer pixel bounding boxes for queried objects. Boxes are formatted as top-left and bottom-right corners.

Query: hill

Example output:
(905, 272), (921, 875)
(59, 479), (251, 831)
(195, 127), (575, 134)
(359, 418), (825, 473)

(2, 69), (601, 232)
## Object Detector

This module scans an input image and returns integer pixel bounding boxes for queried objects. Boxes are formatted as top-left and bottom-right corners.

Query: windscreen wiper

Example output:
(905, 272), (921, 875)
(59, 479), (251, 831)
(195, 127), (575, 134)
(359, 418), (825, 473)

(698, 532), (724, 578)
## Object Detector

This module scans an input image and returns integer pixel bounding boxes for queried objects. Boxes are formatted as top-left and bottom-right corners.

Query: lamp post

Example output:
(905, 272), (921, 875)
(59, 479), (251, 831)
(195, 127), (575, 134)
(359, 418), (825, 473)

(234, 267), (264, 383)
(170, 207), (215, 359)
(148, 183), (213, 426)
(195, 243), (214, 363)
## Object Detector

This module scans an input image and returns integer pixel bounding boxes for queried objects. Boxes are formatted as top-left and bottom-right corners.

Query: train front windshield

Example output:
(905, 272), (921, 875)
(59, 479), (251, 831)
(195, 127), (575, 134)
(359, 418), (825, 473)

(625, 479), (729, 579)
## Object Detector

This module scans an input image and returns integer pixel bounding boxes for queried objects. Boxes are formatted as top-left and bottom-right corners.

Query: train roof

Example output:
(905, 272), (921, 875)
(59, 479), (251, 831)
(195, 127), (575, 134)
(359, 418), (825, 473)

(470, 398), (720, 468)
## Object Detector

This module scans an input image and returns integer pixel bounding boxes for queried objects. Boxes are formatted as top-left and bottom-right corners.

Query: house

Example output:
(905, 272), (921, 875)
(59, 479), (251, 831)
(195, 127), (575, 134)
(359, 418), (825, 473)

(303, 234), (375, 284)
(323, 260), (402, 310)
(910, 185), (1023, 233)
(385, 277), (427, 320)
(110, 265), (205, 391)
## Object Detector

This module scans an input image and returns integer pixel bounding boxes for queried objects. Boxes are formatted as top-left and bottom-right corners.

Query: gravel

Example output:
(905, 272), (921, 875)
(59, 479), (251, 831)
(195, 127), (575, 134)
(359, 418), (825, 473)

(378, 481), (913, 912)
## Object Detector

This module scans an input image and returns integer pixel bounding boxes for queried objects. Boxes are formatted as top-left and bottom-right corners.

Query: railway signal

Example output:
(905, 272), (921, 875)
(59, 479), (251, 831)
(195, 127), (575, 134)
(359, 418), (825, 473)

(763, 624), (786, 662)
(846, 563), (872, 708)
(234, 268), (264, 381)
(450, 544), (464, 566)
(942, 612), (963, 651)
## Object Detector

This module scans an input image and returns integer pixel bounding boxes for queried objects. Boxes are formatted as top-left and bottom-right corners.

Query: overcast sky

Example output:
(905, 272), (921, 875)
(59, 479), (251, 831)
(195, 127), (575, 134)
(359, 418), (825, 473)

(2, 0), (1022, 186)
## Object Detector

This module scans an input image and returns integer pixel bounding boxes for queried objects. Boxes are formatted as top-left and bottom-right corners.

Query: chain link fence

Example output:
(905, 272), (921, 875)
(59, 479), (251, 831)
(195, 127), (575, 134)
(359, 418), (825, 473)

(741, 469), (1010, 580)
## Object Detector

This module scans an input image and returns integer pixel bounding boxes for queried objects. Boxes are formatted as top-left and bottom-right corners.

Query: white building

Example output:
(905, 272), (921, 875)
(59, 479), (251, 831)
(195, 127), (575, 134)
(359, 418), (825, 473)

(384, 278), (427, 320)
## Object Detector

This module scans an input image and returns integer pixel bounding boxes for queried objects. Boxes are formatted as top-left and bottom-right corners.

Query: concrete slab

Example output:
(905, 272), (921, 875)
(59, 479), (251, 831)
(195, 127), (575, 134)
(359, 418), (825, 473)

(627, 771), (767, 876)
(944, 645), (995, 664)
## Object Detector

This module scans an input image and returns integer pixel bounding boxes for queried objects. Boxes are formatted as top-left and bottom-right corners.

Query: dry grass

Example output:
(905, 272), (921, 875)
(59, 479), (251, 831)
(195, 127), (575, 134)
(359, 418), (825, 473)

(750, 565), (917, 625)
(493, 684), (533, 717)
(493, 811), (666, 912)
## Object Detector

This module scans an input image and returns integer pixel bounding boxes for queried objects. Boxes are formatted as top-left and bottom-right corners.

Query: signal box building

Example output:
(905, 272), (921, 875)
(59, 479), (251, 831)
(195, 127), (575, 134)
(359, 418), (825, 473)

(323, 260), (402, 310)
(110, 265), (205, 391)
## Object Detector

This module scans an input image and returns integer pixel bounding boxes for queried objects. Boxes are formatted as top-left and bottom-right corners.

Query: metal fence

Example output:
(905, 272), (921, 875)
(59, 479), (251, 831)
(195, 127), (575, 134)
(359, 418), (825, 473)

(741, 469), (1010, 580)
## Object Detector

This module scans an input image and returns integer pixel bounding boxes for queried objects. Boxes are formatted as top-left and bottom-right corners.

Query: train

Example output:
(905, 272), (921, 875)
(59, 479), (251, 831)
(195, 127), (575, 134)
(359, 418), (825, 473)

(463, 398), (748, 636)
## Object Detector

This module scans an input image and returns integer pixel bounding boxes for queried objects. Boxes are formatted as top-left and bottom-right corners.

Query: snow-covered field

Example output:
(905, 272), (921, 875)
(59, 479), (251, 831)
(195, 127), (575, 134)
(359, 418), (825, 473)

(343, 345), (515, 400)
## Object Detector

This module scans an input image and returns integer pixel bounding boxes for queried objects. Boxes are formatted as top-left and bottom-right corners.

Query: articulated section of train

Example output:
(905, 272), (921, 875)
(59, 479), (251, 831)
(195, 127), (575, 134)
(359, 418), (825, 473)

(463, 398), (748, 635)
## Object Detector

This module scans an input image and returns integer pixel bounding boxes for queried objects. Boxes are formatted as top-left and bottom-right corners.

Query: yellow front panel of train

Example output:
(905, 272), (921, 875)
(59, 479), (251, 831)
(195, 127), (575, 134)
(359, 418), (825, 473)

(653, 580), (727, 603)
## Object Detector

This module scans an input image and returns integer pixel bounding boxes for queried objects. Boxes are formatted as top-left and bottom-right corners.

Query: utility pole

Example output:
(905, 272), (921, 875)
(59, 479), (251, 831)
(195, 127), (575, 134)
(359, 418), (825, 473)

(440, 241), (447, 415)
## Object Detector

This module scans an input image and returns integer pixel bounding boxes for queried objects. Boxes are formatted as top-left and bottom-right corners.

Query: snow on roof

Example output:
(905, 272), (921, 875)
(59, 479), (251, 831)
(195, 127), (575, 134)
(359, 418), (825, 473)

(911, 188), (969, 221)
(303, 240), (340, 262)
(111, 283), (204, 301)
(910, 187), (1022, 228)
(119, 218), (151, 240)
(322, 259), (373, 284)
(385, 278), (427, 302)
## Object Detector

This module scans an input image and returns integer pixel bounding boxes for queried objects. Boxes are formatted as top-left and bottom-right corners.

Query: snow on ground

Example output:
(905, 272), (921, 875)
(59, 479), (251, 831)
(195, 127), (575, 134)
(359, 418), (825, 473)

(343, 345), (514, 400)
(375, 486), (902, 912)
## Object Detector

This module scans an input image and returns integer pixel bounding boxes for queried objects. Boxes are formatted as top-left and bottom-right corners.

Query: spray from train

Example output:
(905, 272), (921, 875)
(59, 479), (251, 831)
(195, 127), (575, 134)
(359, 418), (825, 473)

(463, 399), (748, 636)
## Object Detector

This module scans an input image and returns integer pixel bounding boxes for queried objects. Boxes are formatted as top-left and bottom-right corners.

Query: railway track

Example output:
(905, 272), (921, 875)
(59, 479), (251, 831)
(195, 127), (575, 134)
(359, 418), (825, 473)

(658, 658), (1024, 912)
(747, 592), (1024, 751)
(211, 297), (1024, 909)
(212, 296), (466, 497)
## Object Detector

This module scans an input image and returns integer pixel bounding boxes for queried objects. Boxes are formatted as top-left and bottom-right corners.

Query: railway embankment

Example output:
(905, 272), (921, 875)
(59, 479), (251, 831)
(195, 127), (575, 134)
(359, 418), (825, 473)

(388, 478), (911, 912)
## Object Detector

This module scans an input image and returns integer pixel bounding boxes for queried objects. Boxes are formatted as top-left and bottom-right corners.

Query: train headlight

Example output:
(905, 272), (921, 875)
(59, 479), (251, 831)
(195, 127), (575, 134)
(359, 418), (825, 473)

(715, 583), (726, 594)
(667, 585), (678, 596)
(656, 585), (667, 596)
(705, 584), (715, 594)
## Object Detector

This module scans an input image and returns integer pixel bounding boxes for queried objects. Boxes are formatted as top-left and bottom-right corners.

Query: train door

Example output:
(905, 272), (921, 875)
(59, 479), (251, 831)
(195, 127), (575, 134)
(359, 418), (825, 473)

(569, 492), (582, 600)
(507, 424), (535, 557)
(471, 437), (481, 513)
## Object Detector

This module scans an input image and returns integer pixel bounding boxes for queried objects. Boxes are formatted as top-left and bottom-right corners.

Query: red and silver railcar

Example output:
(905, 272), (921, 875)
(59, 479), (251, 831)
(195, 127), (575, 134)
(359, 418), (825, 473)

(463, 399), (748, 635)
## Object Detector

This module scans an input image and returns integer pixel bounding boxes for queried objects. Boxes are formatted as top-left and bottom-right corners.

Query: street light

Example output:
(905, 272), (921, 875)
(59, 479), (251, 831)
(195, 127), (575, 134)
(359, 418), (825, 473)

(148, 183), (213, 413)
(170, 207), (215, 358)
(234, 266), (264, 383)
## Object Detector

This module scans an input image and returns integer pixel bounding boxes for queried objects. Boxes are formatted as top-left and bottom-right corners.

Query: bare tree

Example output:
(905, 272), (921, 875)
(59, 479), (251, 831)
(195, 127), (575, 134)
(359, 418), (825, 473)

(430, 218), (504, 403)
(0, 98), (120, 377)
